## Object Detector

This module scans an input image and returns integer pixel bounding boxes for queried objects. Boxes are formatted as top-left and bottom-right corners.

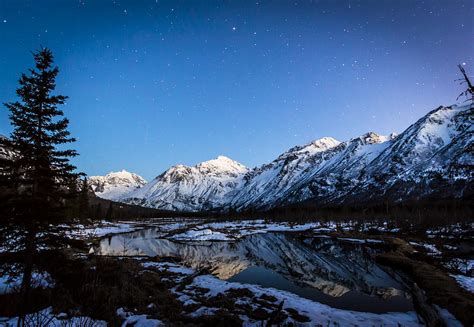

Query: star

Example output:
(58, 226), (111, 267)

(232, 27), (236, 31)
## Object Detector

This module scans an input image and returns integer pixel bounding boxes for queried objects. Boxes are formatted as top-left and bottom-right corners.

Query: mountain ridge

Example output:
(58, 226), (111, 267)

(89, 170), (147, 201)
(89, 102), (473, 212)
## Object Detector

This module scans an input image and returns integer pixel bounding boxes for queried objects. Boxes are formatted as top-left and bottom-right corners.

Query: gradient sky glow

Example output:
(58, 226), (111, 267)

(0, 0), (473, 180)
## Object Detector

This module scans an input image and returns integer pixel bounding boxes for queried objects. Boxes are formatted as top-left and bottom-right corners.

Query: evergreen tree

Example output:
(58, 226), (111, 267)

(78, 178), (90, 221)
(1, 48), (80, 321)
(106, 202), (114, 220)
(95, 203), (103, 220)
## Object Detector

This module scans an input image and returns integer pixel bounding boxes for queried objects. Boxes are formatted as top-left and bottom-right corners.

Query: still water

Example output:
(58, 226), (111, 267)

(98, 227), (413, 313)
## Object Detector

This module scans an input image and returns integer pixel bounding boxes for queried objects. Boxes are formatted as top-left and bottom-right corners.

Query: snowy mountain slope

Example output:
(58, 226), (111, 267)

(273, 132), (398, 208)
(288, 102), (473, 207)
(230, 132), (400, 210)
(88, 170), (147, 201)
(345, 102), (473, 203)
(228, 137), (343, 210)
(123, 156), (248, 211)
(95, 102), (473, 212)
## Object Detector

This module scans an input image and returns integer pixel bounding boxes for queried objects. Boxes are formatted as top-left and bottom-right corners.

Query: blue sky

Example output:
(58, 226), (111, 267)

(0, 0), (472, 180)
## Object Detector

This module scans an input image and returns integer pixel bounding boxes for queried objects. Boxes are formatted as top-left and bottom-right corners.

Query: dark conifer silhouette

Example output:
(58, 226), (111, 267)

(78, 178), (90, 221)
(94, 203), (103, 220)
(106, 202), (114, 220)
(1, 48), (80, 322)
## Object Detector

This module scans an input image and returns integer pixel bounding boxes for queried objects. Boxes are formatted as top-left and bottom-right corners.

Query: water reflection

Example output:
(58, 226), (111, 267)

(98, 228), (412, 313)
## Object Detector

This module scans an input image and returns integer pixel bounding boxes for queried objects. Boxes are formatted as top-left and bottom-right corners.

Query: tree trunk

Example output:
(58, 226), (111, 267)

(17, 228), (36, 327)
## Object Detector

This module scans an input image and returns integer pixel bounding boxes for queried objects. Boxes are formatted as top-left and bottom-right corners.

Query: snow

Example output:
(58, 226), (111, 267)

(167, 220), (326, 241)
(78, 218), (407, 244)
(0, 270), (53, 294)
(121, 315), (163, 327)
(434, 305), (464, 327)
(142, 261), (194, 275)
(293, 137), (341, 156)
(177, 271), (422, 326)
(117, 307), (164, 326)
(114, 257), (423, 325)
(443, 258), (474, 274)
(450, 274), (474, 293)
(104, 102), (473, 212)
(124, 155), (248, 211)
(338, 237), (383, 244)
(197, 155), (248, 174)
(409, 242), (442, 255)
(171, 228), (232, 241)
(67, 220), (139, 239)
(89, 170), (146, 201)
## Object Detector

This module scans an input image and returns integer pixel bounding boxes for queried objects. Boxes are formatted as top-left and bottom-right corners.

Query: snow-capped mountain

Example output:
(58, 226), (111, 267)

(243, 103), (472, 210)
(88, 170), (147, 201)
(228, 137), (343, 210)
(93, 102), (473, 212)
(123, 156), (248, 211)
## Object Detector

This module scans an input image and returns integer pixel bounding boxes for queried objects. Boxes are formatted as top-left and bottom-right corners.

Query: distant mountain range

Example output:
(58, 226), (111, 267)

(88, 170), (147, 201)
(5, 102), (471, 212)
(88, 102), (473, 212)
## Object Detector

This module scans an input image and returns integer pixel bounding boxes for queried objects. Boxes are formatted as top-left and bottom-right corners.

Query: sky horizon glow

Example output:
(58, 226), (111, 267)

(1, 0), (473, 180)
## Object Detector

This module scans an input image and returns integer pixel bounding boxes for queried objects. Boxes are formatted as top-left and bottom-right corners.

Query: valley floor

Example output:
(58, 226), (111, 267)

(1, 218), (473, 326)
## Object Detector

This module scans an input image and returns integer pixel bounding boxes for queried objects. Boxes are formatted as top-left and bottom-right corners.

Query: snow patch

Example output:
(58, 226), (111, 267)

(450, 274), (474, 293)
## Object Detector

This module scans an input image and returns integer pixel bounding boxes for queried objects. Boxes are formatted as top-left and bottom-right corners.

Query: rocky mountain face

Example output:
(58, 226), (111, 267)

(286, 103), (473, 208)
(88, 170), (147, 201)
(92, 102), (473, 211)
(124, 156), (248, 211)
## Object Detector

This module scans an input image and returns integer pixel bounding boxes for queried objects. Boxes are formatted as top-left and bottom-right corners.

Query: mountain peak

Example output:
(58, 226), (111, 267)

(197, 155), (247, 173)
(216, 155), (235, 162)
(357, 132), (390, 144)
(88, 170), (147, 201)
(99, 170), (145, 182)
(311, 137), (341, 149)
(92, 102), (472, 212)
(286, 136), (340, 157)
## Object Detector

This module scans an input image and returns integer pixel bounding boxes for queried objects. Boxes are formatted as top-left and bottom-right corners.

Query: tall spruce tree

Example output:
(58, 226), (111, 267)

(1, 48), (80, 321)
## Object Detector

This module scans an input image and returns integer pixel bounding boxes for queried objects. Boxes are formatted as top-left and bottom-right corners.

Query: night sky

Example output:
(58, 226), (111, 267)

(0, 1), (472, 180)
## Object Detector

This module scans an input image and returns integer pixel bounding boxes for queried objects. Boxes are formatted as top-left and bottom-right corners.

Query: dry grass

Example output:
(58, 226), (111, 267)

(376, 239), (474, 326)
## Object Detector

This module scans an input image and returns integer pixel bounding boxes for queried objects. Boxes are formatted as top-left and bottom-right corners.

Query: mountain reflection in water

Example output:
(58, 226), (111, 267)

(98, 228), (412, 313)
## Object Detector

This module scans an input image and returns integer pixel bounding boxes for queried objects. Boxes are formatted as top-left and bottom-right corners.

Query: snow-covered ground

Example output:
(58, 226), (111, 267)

(169, 220), (325, 241)
(408, 242), (442, 255)
(138, 258), (467, 327)
(66, 220), (140, 239)
(69, 218), (401, 242)
(67, 218), (473, 244)
(0, 269), (53, 294)
(117, 308), (163, 327)
(2, 218), (469, 326)
(0, 257), (464, 326)
(138, 259), (423, 326)
(450, 274), (474, 293)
